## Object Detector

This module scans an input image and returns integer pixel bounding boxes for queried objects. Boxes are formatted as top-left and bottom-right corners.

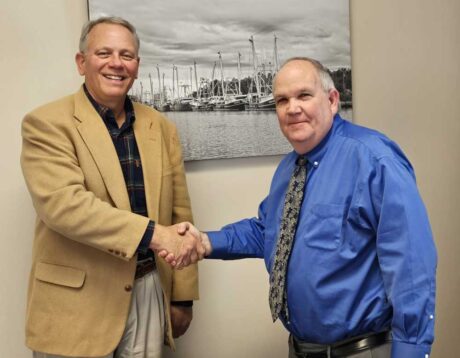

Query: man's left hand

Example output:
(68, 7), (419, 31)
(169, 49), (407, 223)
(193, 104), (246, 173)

(170, 305), (193, 338)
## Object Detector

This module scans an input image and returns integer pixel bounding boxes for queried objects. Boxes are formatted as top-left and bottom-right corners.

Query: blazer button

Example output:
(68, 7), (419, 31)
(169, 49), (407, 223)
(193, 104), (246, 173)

(121, 252), (127, 257)
(108, 249), (114, 253)
(115, 250), (120, 255)
(125, 284), (132, 292)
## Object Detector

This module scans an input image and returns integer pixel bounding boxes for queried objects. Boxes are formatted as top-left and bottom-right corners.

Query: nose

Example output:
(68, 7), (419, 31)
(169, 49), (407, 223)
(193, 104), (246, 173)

(108, 54), (123, 67)
(286, 98), (301, 114)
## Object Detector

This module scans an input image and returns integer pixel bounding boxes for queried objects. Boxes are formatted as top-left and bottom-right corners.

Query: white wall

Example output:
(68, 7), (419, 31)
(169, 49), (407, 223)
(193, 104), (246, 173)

(1, 0), (459, 357)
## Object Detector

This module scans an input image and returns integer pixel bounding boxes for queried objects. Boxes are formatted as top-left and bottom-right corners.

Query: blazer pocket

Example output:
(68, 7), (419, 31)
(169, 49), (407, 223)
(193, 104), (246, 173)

(35, 262), (86, 288)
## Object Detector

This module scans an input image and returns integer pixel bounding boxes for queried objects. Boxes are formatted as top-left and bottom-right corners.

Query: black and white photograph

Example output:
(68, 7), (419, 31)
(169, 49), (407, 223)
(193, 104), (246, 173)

(88, 0), (352, 161)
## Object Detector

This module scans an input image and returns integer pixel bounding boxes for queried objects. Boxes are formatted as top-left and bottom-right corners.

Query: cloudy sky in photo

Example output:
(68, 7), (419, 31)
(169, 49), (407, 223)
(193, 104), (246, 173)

(89, 0), (350, 96)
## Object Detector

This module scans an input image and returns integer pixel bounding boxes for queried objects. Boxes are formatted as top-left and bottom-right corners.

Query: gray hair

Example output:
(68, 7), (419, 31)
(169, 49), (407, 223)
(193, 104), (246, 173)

(79, 16), (140, 53)
(275, 57), (337, 93)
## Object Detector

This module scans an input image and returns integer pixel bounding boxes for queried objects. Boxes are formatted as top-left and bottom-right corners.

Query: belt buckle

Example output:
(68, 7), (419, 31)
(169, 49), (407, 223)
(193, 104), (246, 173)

(331, 331), (391, 357)
(135, 258), (155, 279)
(292, 336), (329, 358)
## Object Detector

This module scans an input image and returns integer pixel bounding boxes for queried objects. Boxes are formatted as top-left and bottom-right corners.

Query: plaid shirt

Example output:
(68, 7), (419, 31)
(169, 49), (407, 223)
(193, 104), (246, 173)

(84, 87), (193, 306)
(84, 86), (153, 261)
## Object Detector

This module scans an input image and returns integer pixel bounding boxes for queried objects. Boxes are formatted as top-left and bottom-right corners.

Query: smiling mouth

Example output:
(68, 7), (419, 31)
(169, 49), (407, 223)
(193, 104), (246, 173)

(289, 121), (307, 126)
(103, 74), (125, 81)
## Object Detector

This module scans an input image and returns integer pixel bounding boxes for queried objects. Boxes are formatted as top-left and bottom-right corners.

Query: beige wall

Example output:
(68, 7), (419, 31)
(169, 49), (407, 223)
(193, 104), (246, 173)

(1, 0), (458, 357)
(350, 2), (460, 357)
(0, 1), (88, 357)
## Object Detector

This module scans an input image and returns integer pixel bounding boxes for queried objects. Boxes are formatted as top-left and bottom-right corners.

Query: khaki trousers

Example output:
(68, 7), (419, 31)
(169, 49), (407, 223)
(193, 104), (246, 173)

(34, 270), (165, 358)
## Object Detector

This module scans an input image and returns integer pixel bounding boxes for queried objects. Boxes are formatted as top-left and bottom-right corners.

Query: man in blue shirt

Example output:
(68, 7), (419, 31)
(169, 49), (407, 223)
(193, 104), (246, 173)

(166, 57), (437, 357)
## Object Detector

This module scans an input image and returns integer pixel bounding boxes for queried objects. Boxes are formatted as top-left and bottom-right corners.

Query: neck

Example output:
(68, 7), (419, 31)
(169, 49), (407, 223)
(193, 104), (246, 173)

(84, 86), (126, 127)
(113, 108), (126, 128)
(101, 100), (126, 128)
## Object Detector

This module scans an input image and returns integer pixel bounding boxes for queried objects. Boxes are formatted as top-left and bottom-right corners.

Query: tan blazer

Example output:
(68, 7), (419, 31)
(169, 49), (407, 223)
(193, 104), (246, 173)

(20, 87), (198, 356)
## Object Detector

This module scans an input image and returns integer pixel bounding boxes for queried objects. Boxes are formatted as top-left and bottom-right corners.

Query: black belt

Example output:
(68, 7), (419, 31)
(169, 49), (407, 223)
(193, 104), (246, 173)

(135, 258), (156, 279)
(292, 331), (392, 358)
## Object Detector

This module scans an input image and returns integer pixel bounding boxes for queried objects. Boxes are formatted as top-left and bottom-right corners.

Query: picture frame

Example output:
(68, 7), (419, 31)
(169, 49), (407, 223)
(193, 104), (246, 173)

(88, 0), (352, 161)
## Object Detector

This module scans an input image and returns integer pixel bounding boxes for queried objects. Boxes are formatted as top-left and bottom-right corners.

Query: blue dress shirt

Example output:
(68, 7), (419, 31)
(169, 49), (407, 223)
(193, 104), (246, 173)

(207, 114), (437, 357)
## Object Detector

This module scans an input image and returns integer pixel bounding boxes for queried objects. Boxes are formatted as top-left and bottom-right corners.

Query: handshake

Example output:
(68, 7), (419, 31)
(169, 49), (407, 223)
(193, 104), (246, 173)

(149, 222), (211, 269)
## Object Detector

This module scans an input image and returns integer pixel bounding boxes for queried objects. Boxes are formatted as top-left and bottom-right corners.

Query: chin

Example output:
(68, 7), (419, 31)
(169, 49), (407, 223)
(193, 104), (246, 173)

(103, 89), (127, 98)
(288, 135), (314, 152)
(288, 133), (313, 144)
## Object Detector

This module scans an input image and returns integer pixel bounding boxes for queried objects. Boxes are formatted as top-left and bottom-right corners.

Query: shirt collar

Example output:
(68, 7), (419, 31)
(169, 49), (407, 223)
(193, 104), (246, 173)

(83, 84), (136, 130)
(302, 113), (342, 168)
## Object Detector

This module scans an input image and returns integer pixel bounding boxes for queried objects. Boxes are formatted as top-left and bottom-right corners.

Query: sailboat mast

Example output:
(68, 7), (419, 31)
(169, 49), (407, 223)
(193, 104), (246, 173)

(175, 66), (180, 98)
(249, 36), (261, 97)
(189, 67), (193, 97)
(172, 65), (175, 101)
(211, 61), (216, 96)
(237, 52), (242, 95)
(139, 81), (144, 103)
(162, 73), (166, 102)
(148, 73), (154, 106)
(194, 61), (199, 99)
(156, 65), (162, 104)
(273, 33), (280, 73)
(218, 51), (225, 98)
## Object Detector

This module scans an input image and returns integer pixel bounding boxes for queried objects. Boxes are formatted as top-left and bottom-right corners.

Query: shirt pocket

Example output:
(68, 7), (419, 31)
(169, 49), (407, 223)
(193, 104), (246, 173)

(301, 203), (345, 250)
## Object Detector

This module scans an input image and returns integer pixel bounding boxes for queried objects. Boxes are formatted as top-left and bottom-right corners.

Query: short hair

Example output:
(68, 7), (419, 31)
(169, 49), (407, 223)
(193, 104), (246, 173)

(79, 16), (140, 54)
(275, 57), (336, 93)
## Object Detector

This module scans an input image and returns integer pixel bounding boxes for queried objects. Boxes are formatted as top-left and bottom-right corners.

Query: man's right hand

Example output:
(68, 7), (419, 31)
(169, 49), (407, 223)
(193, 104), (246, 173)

(149, 224), (205, 269)
(176, 222), (212, 257)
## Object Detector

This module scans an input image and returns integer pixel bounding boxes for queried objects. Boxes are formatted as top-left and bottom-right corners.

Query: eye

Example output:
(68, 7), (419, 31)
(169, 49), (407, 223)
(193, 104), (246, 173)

(299, 92), (311, 100)
(275, 98), (287, 106)
(96, 51), (110, 58)
(121, 53), (136, 61)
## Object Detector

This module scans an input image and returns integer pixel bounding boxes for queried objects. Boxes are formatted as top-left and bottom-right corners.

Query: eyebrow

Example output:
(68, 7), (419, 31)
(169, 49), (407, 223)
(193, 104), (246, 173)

(274, 86), (314, 97)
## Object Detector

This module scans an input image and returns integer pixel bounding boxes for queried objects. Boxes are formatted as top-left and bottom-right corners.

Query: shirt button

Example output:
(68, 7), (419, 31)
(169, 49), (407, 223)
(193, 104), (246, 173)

(124, 284), (132, 292)
(429, 314), (434, 319)
(313, 161), (319, 167)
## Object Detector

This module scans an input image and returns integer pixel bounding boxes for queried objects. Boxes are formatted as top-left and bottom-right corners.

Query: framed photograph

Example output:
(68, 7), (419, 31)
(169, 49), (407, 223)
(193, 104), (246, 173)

(88, 0), (352, 161)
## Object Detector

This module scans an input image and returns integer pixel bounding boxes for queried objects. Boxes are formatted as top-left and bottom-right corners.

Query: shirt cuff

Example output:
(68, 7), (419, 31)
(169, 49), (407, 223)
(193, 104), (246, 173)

(391, 340), (431, 358)
(137, 220), (155, 255)
(171, 300), (194, 307)
(206, 230), (230, 259)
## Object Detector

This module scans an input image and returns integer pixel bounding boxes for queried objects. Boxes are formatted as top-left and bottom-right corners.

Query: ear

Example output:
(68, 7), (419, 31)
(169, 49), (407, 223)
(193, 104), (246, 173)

(75, 52), (86, 76)
(328, 88), (340, 114)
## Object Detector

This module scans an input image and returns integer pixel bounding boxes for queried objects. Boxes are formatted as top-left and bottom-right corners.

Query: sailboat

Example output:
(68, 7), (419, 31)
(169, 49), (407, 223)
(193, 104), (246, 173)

(245, 35), (276, 111)
(171, 65), (192, 111)
(214, 51), (246, 111)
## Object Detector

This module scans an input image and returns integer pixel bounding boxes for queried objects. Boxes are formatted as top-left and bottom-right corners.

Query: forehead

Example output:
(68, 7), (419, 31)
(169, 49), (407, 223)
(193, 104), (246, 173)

(87, 23), (137, 50)
(274, 61), (320, 95)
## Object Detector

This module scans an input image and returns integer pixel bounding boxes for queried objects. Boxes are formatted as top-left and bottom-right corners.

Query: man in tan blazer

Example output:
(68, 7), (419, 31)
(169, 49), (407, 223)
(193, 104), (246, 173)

(20, 17), (203, 358)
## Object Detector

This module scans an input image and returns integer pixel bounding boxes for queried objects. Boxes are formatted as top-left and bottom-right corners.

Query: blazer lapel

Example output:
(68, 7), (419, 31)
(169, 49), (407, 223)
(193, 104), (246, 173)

(73, 88), (131, 211)
(133, 109), (162, 221)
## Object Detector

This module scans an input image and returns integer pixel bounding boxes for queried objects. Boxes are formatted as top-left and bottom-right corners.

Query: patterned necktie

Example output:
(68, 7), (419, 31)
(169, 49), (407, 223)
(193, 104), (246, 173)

(269, 155), (307, 322)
